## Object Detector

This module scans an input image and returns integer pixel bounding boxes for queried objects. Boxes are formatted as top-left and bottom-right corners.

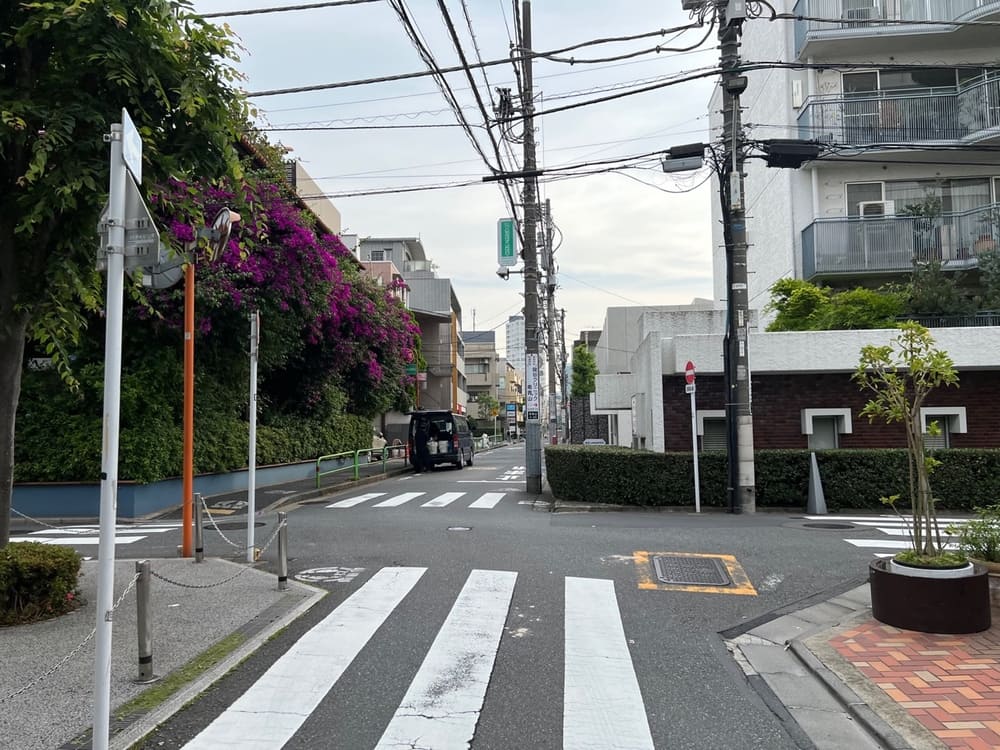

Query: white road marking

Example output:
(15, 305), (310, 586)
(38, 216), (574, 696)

(421, 492), (464, 508)
(469, 492), (505, 509)
(326, 492), (385, 509)
(373, 492), (424, 508)
(804, 515), (970, 524)
(182, 566), (426, 750)
(374, 569), (517, 750)
(845, 539), (959, 550)
(9, 536), (145, 545)
(563, 577), (654, 750)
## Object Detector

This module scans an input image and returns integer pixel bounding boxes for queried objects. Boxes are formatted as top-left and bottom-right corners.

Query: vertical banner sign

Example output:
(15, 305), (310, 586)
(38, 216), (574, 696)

(497, 218), (517, 267)
(525, 353), (540, 422)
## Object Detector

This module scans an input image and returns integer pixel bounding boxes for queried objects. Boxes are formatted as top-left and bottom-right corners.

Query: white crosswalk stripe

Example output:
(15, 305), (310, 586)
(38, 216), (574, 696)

(181, 567), (654, 750)
(804, 514), (965, 557)
(183, 566), (427, 749)
(9, 523), (179, 547)
(328, 491), (508, 511)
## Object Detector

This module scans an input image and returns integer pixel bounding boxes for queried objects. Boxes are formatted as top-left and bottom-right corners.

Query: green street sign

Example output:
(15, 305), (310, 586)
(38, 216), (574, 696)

(497, 218), (517, 267)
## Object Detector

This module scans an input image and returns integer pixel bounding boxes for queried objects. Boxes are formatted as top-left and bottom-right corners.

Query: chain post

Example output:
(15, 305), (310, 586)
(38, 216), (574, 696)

(277, 512), (288, 591)
(194, 492), (204, 563)
(134, 561), (157, 684)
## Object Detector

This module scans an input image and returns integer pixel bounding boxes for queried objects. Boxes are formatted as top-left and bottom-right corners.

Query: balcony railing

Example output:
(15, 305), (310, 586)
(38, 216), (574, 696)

(799, 75), (1000, 145)
(801, 205), (999, 279)
(794, 0), (1000, 53)
(899, 311), (1000, 327)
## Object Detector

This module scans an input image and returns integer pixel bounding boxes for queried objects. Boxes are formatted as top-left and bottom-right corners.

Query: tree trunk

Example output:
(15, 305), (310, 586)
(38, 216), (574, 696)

(0, 312), (28, 546)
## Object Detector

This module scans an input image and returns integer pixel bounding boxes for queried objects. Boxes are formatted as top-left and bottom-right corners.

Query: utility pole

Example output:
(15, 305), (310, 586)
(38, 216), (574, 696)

(559, 307), (568, 443)
(543, 199), (558, 445)
(520, 0), (542, 493)
(717, 0), (755, 513)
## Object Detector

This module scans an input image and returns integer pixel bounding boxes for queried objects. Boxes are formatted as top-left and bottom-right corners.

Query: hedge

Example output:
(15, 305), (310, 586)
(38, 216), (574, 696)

(0, 543), (82, 626)
(544, 446), (1000, 511)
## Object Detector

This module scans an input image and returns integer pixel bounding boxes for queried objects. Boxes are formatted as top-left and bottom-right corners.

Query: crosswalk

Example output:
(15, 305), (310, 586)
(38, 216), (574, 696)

(804, 514), (966, 557)
(327, 491), (508, 510)
(182, 567), (654, 750)
(9, 522), (181, 547)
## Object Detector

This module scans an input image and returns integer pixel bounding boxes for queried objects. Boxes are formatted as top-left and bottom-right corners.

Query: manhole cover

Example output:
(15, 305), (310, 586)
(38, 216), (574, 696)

(652, 555), (731, 586)
(206, 521), (266, 530)
(802, 522), (855, 530)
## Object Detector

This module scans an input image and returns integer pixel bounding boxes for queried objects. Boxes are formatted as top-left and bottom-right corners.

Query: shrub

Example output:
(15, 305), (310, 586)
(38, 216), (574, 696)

(544, 446), (1000, 511)
(0, 543), (82, 626)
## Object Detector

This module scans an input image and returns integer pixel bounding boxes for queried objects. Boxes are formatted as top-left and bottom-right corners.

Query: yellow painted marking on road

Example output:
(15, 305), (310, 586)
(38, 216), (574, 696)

(206, 508), (236, 516)
(633, 551), (757, 596)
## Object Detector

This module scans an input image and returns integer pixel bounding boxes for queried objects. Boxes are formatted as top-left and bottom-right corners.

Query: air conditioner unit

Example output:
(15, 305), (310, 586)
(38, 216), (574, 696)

(859, 200), (895, 217)
(841, 5), (882, 22)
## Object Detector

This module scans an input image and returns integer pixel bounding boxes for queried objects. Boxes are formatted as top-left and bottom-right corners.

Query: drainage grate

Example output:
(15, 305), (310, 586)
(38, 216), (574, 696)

(652, 555), (731, 586)
(802, 522), (855, 530)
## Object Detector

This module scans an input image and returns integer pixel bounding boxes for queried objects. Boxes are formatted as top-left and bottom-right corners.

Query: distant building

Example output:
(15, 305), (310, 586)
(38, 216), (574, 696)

(505, 315), (525, 372)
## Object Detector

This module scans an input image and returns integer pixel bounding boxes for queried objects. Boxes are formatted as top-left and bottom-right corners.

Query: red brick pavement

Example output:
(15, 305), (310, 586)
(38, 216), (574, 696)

(831, 617), (1000, 749)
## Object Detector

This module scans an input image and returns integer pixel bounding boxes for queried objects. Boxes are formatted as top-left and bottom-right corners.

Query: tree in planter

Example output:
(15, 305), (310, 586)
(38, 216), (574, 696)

(853, 323), (960, 563)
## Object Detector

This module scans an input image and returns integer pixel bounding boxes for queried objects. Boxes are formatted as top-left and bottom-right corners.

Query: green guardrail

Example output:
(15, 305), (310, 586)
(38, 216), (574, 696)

(315, 445), (406, 488)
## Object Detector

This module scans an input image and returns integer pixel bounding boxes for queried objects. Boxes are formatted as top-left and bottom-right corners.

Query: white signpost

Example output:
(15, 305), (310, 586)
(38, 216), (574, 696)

(93, 108), (152, 750)
(247, 311), (260, 562)
(685, 361), (701, 513)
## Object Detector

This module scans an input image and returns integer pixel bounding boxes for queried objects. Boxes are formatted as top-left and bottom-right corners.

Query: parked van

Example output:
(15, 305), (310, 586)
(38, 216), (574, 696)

(408, 410), (474, 471)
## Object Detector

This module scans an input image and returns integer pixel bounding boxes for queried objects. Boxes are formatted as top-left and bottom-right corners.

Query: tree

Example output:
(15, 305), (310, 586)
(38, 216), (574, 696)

(907, 260), (975, 316)
(571, 343), (597, 398)
(765, 278), (906, 331)
(764, 278), (830, 331)
(1, 1), (247, 543)
(853, 323), (960, 560)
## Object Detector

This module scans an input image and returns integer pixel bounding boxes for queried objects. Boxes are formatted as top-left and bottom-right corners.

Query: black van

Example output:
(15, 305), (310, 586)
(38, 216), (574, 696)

(408, 410), (474, 470)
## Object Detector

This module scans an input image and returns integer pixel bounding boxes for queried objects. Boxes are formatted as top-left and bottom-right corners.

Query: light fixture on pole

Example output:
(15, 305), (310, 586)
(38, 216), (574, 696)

(181, 208), (240, 558)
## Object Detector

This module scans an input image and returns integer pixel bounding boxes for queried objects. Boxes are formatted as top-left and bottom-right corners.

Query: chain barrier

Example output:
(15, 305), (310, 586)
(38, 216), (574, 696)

(10, 506), (65, 531)
(199, 495), (245, 551)
(0, 572), (141, 705)
(150, 519), (286, 590)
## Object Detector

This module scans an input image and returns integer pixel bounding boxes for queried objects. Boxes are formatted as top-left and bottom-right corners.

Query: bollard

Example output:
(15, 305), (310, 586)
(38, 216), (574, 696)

(134, 560), (157, 683)
(194, 492), (204, 563)
(277, 511), (288, 590)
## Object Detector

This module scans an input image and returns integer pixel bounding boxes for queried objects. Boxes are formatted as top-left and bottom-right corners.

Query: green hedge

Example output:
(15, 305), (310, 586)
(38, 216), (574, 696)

(0, 543), (82, 626)
(544, 446), (1000, 511)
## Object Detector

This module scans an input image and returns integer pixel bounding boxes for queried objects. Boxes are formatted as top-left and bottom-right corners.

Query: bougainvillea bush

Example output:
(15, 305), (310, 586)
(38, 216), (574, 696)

(15, 173), (419, 482)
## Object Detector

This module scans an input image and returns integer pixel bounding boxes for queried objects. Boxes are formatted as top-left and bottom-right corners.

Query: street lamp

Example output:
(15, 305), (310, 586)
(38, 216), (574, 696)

(181, 208), (240, 557)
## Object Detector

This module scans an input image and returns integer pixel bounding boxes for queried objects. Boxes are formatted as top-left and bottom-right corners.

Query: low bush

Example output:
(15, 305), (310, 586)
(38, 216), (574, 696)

(545, 446), (1000, 510)
(0, 543), (82, 626)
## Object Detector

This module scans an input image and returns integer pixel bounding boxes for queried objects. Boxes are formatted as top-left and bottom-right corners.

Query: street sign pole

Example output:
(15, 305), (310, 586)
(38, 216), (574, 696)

(685, 361), (700, 513)
(92, 114), (130, 750)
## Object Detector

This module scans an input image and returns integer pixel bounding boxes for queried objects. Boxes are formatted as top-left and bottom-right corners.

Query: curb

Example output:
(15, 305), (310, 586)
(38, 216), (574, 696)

(109, 572), (327, 750)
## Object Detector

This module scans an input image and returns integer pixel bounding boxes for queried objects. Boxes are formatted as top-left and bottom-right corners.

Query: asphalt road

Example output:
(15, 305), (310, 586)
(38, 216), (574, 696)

(121, 445), (878, 749)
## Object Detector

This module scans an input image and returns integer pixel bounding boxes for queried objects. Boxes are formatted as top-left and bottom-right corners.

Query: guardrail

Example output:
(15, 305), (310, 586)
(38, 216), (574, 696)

(315, 445), (408, 488)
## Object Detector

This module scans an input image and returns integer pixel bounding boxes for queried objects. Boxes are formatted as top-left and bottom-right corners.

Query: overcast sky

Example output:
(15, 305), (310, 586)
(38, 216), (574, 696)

(195, 0), (721, 358)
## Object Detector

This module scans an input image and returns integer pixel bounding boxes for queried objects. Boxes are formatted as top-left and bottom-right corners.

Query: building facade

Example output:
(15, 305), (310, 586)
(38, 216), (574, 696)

(505, 315), (525, 373)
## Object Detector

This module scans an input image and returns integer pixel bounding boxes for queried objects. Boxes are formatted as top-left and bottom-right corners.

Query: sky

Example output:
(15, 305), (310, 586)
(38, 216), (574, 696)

(195, 0), (722, 359)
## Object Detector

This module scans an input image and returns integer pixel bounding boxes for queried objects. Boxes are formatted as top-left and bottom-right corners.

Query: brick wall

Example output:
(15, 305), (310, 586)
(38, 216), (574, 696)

(661, 371), (1000, 451)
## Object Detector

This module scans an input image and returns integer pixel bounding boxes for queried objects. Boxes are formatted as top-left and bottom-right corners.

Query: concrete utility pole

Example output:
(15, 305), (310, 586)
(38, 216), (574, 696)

(520, 0), (542, 492)
(543, 199), (558, 445)
(717, 0), (755, 513)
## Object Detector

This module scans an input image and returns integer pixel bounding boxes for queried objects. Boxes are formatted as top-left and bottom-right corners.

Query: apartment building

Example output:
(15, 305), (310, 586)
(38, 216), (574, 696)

(464, 331), (502, 421)
(357, 237), (467, 440)
(715, 0), (1000, 307)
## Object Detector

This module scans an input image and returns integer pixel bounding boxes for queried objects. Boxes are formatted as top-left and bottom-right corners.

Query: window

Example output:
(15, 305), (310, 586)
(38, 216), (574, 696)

(847, 182), (884, 215)
(697, 410), (726, 452)
(369, 249), (385, 261)
(467, 362), (489, 375)
(801, 408), (853, 450)
(920, 407), (967, 450)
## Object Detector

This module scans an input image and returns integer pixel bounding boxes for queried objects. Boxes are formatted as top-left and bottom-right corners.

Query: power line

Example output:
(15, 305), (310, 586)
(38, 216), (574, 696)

(246, 29), (719, 97)
(202, 0), (380, 18)
(256, 123), (472, 131)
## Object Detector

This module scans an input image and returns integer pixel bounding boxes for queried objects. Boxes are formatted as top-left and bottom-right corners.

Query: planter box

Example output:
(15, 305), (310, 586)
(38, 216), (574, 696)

(869, 558), (992, 634)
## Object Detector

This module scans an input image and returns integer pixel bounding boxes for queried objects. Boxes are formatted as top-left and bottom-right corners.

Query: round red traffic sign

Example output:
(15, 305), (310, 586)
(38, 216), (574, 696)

(684, 360), (696, 384)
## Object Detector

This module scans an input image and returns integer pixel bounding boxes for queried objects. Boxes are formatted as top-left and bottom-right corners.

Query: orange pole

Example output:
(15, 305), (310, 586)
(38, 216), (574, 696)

(182, 261), (194, 557)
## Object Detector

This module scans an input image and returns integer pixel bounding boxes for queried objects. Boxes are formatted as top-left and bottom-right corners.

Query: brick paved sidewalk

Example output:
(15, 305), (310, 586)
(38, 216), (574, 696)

(831, 616), (1000, 749)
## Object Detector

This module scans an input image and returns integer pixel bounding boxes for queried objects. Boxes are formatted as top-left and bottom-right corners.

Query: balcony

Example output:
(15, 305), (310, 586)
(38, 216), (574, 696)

(799, 76), (1000, 147)
(801, 205), (998, 281)
(795, 0), (1000, 57)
